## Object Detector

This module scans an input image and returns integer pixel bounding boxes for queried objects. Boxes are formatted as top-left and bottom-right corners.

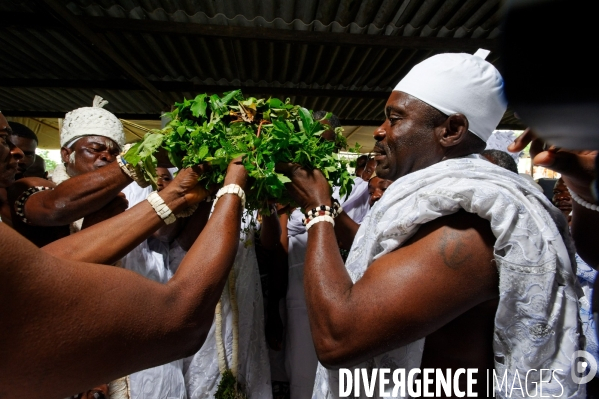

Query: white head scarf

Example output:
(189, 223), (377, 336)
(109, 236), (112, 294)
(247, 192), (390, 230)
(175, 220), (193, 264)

(394, 49), (507, 142)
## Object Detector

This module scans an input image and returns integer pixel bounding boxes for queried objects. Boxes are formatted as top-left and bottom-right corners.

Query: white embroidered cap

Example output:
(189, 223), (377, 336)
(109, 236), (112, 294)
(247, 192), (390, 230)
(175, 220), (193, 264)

(393, 49), (507, 142)
(60, 96), (125, 149)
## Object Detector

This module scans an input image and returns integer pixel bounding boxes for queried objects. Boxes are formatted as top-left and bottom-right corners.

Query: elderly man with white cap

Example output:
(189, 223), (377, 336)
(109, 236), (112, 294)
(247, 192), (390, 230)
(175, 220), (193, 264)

(6, 96), (140, 246)
(279, 50), (584, 398)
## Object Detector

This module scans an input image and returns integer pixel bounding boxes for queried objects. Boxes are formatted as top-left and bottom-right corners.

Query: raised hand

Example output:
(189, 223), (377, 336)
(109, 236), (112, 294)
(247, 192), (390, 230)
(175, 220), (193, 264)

(508, 128), (597, 201)
(224, 156), (249, 189)
(275, 163), (332, 210)
(161, 166), (210, 213)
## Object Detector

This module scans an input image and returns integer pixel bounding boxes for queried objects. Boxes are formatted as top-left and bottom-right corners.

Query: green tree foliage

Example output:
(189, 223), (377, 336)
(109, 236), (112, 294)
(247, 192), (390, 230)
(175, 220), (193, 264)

(36, 149), (57, 171)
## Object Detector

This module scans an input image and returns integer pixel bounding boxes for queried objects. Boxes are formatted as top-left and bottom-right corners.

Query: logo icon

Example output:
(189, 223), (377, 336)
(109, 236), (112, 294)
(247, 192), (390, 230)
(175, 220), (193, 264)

(571, 350), (597, 384)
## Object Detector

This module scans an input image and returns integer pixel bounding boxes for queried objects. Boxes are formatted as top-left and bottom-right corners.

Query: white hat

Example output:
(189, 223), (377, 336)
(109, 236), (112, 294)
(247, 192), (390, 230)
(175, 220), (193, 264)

(60, 96), (125, 148)
(393, 49), (507, 142)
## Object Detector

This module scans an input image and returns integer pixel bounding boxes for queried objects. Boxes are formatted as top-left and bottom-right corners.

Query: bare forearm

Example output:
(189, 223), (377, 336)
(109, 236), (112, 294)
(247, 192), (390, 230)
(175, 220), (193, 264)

(176, 202), (211, 251)
(334, 212), (360, 250)
(169, 191), (244, 329)
(27, 162), (132, 225)
(42, 201), (165, 264)
(260, 211), (282, 251)
(304, 222), (355, 364)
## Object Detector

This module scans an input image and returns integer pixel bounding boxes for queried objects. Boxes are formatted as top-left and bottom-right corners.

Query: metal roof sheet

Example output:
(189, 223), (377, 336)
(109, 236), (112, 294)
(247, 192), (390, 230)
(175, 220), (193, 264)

(1, 0), (520, 152)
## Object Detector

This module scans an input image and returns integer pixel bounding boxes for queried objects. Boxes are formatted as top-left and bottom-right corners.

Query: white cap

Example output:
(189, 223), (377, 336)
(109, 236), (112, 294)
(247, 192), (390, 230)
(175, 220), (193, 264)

(393, 49), (507, 142)
(60, 96), (125, 148)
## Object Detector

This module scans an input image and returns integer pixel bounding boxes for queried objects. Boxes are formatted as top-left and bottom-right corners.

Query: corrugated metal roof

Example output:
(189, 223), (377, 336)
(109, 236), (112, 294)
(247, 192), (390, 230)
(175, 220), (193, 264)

(0, 0), (520, 152)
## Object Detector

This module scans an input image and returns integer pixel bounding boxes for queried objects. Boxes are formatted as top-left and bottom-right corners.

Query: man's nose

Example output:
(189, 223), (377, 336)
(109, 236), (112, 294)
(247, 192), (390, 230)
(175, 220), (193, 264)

(373, 125), (386, 141)
(102, 151), (117, 163)
(10, 143), (24, 161)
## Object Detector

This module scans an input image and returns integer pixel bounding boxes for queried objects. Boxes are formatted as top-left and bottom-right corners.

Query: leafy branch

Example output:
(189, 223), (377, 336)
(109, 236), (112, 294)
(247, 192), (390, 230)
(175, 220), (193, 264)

(124, 91), (355, 214)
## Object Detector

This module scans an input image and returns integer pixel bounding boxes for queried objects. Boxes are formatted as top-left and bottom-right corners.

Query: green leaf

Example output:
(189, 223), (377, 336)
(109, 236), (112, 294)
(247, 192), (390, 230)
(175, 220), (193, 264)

(276, 173), (291, 184)
(198, 145), (209, 160)
(298, 107), (313, 135)
(190, 94), (207, 118)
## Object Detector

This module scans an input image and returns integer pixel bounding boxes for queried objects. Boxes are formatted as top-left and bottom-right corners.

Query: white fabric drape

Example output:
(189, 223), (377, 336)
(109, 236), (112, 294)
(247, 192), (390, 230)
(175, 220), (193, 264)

(121, 182), (188, 399)
(183, 224), (272, 399)
(313, 155), (584, 399)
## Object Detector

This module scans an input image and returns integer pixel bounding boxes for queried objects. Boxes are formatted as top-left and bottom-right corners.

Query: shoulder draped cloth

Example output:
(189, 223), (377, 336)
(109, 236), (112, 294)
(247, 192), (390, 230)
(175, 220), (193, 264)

(313, 155), (584, 399)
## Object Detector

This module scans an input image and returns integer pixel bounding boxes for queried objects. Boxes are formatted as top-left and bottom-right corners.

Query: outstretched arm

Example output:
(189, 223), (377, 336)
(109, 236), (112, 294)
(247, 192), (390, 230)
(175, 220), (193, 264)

(10, 162), (132, 226)
(0, 159), (248, 399)
(41, 168), (208, 265)
(280, 165), (497, 368)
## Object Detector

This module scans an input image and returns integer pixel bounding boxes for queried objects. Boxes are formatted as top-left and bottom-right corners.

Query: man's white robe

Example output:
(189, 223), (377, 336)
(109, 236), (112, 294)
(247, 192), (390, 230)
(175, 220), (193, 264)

(312, 156), (584, 399)
(121, 183), (188, 399)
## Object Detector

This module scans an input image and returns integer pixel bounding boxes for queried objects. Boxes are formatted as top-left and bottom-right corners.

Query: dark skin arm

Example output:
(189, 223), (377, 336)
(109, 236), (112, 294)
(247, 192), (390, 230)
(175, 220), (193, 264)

(152, 217), (185, 243)
(0, 187), (10, 226)
(10, 161), (132, 226)
(81, 192), (129, 229)
(280, 165), (497, 368)
(41, 168), (207, 265)
(0, 159), (248, 399)
(259, 206), (288, 350)
(509, 129), (599, 267)
(176, 201), (212, 251)
(333, 212), (360, 250)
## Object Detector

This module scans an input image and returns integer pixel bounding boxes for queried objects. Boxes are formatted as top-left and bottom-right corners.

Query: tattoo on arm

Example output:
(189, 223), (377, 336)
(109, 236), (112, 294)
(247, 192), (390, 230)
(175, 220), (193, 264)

(438, 228), (470, 270)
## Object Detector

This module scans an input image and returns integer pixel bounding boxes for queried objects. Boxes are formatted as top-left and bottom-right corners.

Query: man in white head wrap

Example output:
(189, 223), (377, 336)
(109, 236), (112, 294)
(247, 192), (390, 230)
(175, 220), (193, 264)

(6, 96), (138, 247)
(278, 50), (584, 398)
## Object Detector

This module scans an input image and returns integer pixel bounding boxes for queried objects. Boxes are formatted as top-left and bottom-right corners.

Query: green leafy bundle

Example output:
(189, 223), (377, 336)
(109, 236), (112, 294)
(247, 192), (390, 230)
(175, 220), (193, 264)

(124, 90), (358, 213)
(215, 370), (246, 399)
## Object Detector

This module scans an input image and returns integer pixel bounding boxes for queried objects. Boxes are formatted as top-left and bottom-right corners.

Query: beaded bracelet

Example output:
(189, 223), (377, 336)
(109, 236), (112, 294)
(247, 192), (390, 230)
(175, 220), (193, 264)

(117, 154), (150, 188)
(569, 188), (599, 211)
(213, 184), (246, 210)
(306, 215), (335, 231)
(14, 186), (53, 224)
(303, 198), (343, 226)
(332, 198), (344, 215)
(147, 191), (177, 224)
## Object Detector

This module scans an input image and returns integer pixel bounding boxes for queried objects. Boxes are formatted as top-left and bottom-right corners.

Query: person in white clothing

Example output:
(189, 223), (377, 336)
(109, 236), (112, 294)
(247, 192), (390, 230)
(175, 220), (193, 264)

(279, 50), (584, 398)
(121, 167), (209, 399)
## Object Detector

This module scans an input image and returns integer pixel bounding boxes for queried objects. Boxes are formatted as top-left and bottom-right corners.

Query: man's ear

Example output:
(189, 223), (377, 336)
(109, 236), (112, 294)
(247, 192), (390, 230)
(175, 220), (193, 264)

(438, 114), (469, 148)
(60, 147), (71, 164)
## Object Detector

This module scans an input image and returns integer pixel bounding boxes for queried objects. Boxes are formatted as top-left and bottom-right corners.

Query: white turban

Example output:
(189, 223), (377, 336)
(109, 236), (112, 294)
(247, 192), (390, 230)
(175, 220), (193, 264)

(60, 95), (125, 149)
(393, 49), (507, 142)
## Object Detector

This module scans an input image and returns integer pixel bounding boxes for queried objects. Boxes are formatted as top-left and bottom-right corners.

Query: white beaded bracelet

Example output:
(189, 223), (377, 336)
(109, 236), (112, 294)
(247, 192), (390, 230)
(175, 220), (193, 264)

(306, 215), (335, 231)
(569, 188), (599, 211)
(147, 191), (177, 224)
(213, 184), (246, 210)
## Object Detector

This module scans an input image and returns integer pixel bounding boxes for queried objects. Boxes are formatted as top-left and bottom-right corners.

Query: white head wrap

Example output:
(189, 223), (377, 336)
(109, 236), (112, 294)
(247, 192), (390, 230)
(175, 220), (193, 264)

(60, 95), (125, 149)
(393, 49), (507, 142)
